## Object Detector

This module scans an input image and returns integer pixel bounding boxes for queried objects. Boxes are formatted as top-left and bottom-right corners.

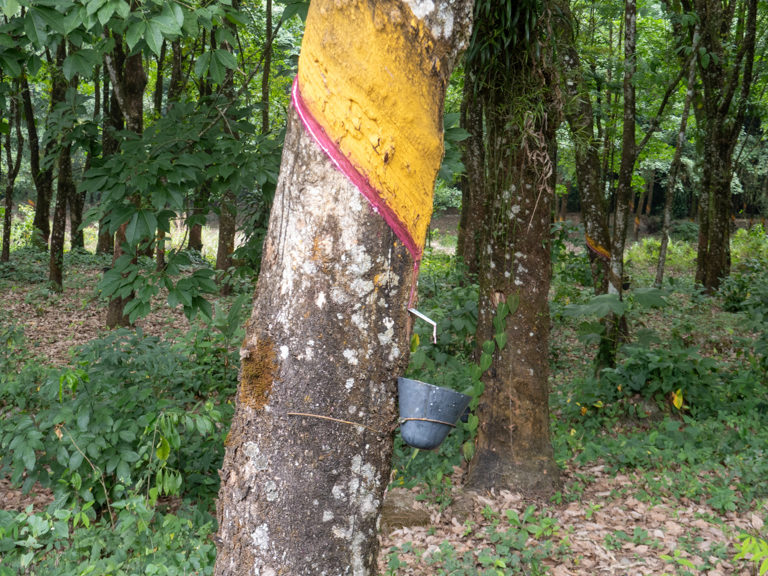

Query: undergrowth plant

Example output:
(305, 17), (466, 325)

(0, 296), (246, 574)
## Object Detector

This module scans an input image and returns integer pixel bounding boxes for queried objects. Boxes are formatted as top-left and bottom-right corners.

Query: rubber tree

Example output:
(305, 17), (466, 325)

(461, 0), (561, 496)
(104, 35), (147, 328)
(559, 0), (612, 295)
(2, 80), (23, 263)
(213, 0), (472, 573)
(685, 0), (758, 291)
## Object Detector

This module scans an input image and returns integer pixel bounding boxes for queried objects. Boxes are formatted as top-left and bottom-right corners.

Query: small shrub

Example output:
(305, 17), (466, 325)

(433, 180), (462, 214)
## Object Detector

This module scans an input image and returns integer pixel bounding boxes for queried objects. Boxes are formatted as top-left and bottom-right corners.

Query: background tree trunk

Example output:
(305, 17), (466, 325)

(22, 76), (54, 250)
(2, 81), (23, 263)
(49, 143), (74, 291)
(463, 0), (561, 496)
(457, 74), (485, 275)
(690, 0), (757, 291)
(214, 0), (471, 572)
(105, 41), (147, 328)
(560, 1), (611, 295)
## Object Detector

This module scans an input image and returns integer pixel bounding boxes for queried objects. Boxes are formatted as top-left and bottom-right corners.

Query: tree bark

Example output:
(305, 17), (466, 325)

(105, 38), (147, 328)
(216, 191), (237, 295)
(48, 43), (73, 290)
(214, 0), (471, 572)
(2, 81), (23, 263)
(96, 61), (121, 255)
(261, 0), (273, 135)
(689, 0), (758, 291)
(462, 1), (561, 496)
(560, 0), (611, 295)
(22, 76), (55, 250)
(49, 143), (74, 291)
(457, 72), (485, 275)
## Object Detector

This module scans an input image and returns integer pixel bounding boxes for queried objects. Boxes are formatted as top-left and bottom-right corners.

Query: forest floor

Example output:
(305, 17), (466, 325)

(1, 216), (766, 575)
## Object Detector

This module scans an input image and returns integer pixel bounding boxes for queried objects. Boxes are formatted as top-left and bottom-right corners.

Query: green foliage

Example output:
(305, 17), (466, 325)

(385, 505), (564, 575)
(437, 112), (470, 183)
(551, 221), (593, 292)
(598, 338), (720, 415)
(0, 501), (217, 575)
(433, 180), (462, 215)
(735, 534), (768, 575)
(0, 326), (237, 511)
(0, 203), (35, 251)
(82, 100), (268, 322)
(719, 230), (768, 323)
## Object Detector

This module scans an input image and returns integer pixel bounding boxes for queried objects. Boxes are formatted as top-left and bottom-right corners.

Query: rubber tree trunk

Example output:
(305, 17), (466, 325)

(457, 71), (485, 275)
(49, 143), (74, 291)
(1, 82), (23, 263)
(213, 0), (471, 572)
(215, 190), (236, 295)
(22, 76), (54, 250)
(48, 44), (73, 290)
(560, 0), (611, 295)
(96, 62), (121, 255)
(105, 45), (147, 328)
(692, 0), (757, 291)
(463, 8), (561, 496)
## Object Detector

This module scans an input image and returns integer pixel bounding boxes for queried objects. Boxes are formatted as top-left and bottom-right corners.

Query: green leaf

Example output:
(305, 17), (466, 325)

(86, 0), (107, 17)
(21, 447), (36, 471)
(632, 287), (668, 309)
(155, 437), (170, 461)
(280, 0), (309, 22)
(145, 19), (164, 56)
(194, 50), (211, 78)
(2, 0), (19, 18)
(479, 352), (492, 372)
(97, 1), (116, 25)
(76, 411), (90, 431)
(125, 20), (146, 51)
(0, 52), (22, 78)
(214, 48), (237, 70)
(494, 332), (507, 350)
(62, 49), (100, 81)
(125, 210), (157, 246)
(114, 0), (130, 19)
(462, 440), (475, 461)
(32, 6), (66, 34)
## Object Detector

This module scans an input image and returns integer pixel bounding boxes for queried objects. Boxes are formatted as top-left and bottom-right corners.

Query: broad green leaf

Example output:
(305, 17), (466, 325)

(62, 48), (100, 81)
(156, 437), (170, 461)
(32, 6), (66, 34)
(0, 52), (22, 77)
(125, 209), (157, 246)
(195, 50), (210, 78)
(114, 0), (130, 19)
(62, 9), (83, 35)
(145, 19), (164, 56)
(479, 352), (492, 372)
(125, 20), (145, 50)
(97, 1), (115, 25)
(86, 0), (107, 17)
(155, 3), (182, 34)
(24, 14), (46, 49)
(2, 0), (19, 18)
(77, 411), (90, 431)
(214, 48), (237, 70)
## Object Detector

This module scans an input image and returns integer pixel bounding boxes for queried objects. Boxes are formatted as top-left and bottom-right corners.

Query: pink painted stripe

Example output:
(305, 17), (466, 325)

(291, 78), (422, 263)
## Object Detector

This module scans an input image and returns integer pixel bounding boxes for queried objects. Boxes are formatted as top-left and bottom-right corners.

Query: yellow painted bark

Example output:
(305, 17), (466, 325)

(297, 0), (445, 254)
